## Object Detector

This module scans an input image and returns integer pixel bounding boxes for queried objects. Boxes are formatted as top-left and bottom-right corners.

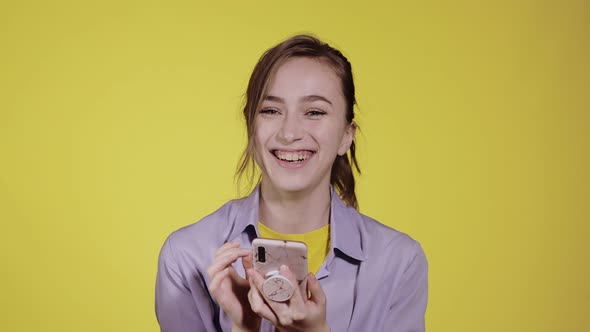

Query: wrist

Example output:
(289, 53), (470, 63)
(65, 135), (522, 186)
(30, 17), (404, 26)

(310, 323), (330, 332)
(278, 324), (329, 332)
(231, 322), (260, 332)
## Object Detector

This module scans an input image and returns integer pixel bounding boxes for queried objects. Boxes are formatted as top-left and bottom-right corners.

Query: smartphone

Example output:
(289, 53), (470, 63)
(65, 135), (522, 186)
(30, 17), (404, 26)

(252, 238), (308, 301)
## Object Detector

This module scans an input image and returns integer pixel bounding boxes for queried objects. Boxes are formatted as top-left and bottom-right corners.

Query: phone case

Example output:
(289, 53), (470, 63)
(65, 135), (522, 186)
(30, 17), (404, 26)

(252, 238), (308, 300)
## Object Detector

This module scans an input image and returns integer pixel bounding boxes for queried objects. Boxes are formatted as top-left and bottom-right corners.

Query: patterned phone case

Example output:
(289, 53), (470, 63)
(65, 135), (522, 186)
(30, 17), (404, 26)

(252, 238), (308, 298)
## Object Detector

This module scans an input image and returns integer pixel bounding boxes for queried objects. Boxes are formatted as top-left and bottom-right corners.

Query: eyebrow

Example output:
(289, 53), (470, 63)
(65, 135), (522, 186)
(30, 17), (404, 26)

(264, 94), (333, 105)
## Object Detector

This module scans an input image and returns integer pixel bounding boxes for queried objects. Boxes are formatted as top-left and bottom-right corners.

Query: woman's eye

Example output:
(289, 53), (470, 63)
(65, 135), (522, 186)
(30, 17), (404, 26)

(259, 108), (279, 115)
(306, 109), (327, 117)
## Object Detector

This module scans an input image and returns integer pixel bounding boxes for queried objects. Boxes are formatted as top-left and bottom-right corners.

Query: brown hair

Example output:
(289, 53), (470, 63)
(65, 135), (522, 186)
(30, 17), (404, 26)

(236, 34), (361, 209)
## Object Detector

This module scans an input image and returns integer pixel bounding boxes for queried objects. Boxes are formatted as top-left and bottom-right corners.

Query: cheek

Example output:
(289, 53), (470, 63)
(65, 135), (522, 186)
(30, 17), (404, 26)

(319, 123), (347, 146)
(253, 122), (275, 157)
(254, 123), (269, 146)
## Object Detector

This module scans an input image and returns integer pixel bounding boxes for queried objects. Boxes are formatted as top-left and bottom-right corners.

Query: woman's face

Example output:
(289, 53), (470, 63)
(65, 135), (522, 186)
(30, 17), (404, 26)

(254, 57), (355, 195)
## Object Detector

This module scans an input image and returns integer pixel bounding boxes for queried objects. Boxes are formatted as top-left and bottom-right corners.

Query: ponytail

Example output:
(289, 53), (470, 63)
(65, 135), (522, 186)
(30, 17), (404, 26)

(331, 140), (360, 209)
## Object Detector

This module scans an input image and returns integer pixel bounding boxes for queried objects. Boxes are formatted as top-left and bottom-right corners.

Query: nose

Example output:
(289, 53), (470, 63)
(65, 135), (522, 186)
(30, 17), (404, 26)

(277, 113), (303, 144)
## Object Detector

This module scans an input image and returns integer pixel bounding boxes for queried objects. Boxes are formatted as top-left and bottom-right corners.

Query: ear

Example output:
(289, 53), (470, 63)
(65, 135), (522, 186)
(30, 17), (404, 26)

(337, 122), (357, 156)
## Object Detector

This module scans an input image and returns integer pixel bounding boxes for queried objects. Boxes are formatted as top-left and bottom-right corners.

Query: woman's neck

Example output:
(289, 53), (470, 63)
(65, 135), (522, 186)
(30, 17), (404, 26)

(258, 181), (331, 234)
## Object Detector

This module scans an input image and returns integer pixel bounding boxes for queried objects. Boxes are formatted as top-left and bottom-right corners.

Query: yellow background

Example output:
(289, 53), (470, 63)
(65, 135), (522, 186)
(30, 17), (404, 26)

(1, 0), (588, 331)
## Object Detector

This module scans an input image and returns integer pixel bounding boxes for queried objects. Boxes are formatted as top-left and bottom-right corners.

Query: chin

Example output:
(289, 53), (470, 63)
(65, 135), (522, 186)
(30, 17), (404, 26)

(262, 173), (321, 195)
(268, 178), (311, 193)
(259, 155), (330, 195)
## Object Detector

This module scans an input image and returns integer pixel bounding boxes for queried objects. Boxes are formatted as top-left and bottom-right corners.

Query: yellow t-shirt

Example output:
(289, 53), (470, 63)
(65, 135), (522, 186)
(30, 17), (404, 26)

(258, 222), (330, 275)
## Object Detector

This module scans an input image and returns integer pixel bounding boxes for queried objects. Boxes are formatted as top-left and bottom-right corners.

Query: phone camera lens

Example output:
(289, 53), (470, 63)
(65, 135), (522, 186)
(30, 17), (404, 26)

(258, 246), (266, 263)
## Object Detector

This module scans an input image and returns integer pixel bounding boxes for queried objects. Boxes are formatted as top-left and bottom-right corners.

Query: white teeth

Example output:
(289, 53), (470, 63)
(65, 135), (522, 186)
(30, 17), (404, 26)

(275, 151), (309, 162)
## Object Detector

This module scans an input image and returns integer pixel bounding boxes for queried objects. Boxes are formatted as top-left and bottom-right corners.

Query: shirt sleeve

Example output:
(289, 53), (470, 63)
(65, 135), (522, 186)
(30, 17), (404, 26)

(386, 242), (429, 332)
(155, 236), (214, 332)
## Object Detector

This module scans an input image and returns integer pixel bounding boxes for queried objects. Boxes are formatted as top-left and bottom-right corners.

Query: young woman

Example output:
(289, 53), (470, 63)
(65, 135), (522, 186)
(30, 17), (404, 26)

(155, 35), (428, 332)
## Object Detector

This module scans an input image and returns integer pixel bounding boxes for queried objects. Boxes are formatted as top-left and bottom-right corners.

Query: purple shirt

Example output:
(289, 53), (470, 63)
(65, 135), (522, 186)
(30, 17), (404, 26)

(155, 187), (428, 331)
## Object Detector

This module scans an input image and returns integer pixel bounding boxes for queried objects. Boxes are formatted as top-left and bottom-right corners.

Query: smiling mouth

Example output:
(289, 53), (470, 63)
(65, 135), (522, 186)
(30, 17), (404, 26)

(272, 150), (314, 163)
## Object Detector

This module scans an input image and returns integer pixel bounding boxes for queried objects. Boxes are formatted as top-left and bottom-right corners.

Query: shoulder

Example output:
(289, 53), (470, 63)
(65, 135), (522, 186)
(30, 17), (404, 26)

(331, 196), (426, 267)
(361, 213), (423, 256)
(351, 212), (428, 297)
(158, 197), (250, 268)
(350, 209), (427, 272)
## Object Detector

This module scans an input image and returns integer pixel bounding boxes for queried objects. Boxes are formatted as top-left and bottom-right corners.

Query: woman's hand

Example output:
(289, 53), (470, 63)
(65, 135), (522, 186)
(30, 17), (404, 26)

(247, 265), (330, 332)
(207, 241), (261, 332)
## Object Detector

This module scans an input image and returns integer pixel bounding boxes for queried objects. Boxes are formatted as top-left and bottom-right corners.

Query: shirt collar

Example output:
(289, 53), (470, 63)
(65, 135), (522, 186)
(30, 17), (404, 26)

(228, 186), (261, 241)
(230, 185), (367, 261)
(329, 186), (367, 261)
